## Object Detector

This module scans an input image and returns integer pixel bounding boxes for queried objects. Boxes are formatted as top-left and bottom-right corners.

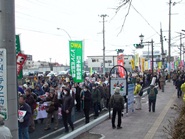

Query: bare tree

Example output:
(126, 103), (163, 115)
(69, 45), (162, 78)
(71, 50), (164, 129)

(115, 0), (132, 36)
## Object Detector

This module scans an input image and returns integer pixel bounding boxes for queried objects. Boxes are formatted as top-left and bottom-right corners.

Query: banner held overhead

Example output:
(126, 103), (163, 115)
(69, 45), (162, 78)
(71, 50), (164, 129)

(69, 41), (84, 83)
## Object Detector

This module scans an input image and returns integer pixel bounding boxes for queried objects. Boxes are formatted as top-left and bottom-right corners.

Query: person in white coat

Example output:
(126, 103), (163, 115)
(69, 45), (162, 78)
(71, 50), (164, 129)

(0, 116), (12, 139)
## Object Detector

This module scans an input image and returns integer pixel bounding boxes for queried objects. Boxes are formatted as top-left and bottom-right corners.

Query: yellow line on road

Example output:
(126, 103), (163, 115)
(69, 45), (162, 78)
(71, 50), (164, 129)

(144, 92), (176, 139)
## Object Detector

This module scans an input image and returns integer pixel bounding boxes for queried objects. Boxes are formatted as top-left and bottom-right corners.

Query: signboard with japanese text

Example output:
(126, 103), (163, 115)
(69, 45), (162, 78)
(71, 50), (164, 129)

(0, 49), (8, 120)
(69, 41), (84, 83)
(128, 84), (135, 114)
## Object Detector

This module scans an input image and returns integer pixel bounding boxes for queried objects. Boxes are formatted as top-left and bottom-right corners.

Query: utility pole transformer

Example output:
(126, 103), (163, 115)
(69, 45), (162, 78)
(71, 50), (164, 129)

(0, 0), (18, 138)
(100, 14), (108, 74)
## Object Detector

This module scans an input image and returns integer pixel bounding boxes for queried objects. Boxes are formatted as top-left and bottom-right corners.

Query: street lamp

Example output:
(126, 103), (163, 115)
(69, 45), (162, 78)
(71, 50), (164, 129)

(139, 34), (144, 43)
(57, 28), (71, 40)
(139, 34), (154, 76)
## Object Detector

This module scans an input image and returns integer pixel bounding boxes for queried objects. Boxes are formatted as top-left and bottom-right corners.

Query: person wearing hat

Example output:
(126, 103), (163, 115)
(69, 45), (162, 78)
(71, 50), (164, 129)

(147, 78), (158, 112)
(0, 116), (12, 139)
(61, 87), (74, 133)
(109, 87), (124, 129)
(44, 88), (60, 131)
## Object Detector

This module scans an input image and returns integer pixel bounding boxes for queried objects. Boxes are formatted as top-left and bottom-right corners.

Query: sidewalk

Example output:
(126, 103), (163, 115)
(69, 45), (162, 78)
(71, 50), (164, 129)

(83, 82), (181, 139)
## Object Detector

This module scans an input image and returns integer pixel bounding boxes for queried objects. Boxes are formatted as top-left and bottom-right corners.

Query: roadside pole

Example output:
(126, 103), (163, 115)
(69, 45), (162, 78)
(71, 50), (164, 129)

(0, 0), (18, 138)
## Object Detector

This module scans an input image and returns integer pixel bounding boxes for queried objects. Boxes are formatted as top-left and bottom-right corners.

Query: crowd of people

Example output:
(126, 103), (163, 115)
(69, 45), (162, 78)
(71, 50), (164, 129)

(17, 73), (110, 139)
(15, 69), (182, 138)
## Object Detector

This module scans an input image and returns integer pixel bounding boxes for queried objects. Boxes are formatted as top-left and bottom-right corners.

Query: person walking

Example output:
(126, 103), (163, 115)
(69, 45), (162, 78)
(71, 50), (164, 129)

(176, 77), (183, 98)
(75, 83), (82, 112)
(147, 82), (158, 112)
(134, 81), (142, 110)
(18, 95), (32, 139)
(109, 87), (124, 129)
(61, 87), (74, 133)
(44, 88), (60, 131)
(91, 84), (101, 119)
(159, 75), (165, 92)
(81, 86), (92, 124)
(0, 116), (12, 139)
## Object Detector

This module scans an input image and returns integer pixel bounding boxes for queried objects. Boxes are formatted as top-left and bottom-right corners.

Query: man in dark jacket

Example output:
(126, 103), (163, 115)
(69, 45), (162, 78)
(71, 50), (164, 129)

(75, 83), (82, 112)
(18, 95), (32, 139)
(61, 88), (74, 133)
(81, 86), (92, 124)
(91, 84), (101, 119)
(147, 85), (158, 112)
(25, 88), (36, 133)
(176, 77), (183, 98)
(109, 87), (124, 129)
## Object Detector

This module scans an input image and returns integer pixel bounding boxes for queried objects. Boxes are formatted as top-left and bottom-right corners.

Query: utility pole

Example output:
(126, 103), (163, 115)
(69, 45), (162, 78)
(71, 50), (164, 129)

(160, 24), (165, 79)
(180, 33), (182, 61)
(151, 40), (154, 76)
(168, 0), (172, 81)
(100, 14), (108, 74)
(0, 0), (18, 138)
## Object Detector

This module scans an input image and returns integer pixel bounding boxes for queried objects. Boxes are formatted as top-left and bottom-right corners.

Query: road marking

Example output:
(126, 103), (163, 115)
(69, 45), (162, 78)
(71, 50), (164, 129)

(143, 92), (176, 139)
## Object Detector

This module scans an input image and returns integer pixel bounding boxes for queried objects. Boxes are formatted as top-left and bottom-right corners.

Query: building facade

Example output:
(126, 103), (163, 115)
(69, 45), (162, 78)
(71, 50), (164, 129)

(87, 55), (134, 73)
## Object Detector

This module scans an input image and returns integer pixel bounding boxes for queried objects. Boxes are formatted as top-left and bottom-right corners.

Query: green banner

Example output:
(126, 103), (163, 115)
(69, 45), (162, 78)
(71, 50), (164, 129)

(16, 35), (21, 54)
(15, 35), (23, 79)
(69, 41), (83, 83)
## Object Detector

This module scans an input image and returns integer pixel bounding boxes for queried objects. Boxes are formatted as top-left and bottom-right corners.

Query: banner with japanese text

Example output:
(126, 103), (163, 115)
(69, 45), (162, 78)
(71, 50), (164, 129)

(130, 59), (135, 70)
(144, 61), (148, 70)
(117, 54), (124, 77)
(135, 54), (139, 66)
(69, 41), (84, 83)
(141, 58), (145, 72)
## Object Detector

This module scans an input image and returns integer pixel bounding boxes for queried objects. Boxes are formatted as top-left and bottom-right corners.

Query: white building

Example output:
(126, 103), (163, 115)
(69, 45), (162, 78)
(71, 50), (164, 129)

(87, 55), (134, 73)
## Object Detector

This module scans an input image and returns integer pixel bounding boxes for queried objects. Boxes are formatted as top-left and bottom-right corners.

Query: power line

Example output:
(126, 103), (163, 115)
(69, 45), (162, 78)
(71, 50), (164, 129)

(131, 4), (160, 36)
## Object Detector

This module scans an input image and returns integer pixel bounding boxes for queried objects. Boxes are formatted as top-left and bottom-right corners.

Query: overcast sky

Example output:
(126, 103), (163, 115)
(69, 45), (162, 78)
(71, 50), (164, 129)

(15, 0), (185, 65)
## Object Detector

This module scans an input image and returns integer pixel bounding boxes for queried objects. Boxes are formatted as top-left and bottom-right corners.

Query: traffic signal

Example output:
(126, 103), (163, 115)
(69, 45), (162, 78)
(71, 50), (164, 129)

(116, 49), (124, 54)
(133, 44), (144, 49)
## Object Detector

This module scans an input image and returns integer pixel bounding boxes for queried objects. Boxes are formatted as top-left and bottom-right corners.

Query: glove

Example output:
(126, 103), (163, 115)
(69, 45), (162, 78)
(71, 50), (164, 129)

(19, 118), (24, 123)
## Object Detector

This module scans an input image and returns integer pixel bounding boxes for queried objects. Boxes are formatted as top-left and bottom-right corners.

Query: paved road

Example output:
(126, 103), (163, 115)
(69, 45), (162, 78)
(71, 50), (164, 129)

(30, 109), (93, 139)
(79, 82), (182, 139)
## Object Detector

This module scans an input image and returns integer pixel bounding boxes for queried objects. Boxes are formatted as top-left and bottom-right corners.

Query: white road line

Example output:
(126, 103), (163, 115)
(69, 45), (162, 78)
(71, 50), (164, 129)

(143, 92), (176, 139)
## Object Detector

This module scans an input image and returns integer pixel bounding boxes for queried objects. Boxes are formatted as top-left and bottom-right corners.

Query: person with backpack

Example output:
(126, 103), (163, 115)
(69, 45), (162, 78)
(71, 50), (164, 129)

(109, 87), (124, 129)
(134, 81), (142, 110)
(147, 84), (158, 112)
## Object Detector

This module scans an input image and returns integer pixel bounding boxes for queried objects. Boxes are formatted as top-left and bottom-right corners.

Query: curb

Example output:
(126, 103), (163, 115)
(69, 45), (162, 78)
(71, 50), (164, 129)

(55, 112), (109, 139)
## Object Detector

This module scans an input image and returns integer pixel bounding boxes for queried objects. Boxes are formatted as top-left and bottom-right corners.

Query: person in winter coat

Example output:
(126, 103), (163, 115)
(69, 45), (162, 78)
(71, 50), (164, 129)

(44, 88), (60, 130)
(81, 86), (92, 124)
(0, 116), (12, 139)
(25, 88), (36, 133)
(134, 81), (142, 110)
(176, 77), (184, 98)
(109, 87), (124, 129)
(75, 83), (82, 112)
(91, 84), (101, 119)
(61, 88), (74, 133)
(18, 95), (32, 139)
(147, 85), (158, 112)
